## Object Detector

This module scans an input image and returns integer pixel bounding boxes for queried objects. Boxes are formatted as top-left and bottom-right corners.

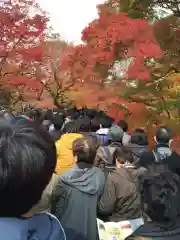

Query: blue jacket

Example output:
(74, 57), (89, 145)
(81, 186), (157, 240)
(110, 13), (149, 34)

(0, 213), (87, 240)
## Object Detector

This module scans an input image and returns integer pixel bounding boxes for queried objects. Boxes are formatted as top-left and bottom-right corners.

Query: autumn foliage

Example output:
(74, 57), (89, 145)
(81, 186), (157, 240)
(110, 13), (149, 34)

(60, 3), (163, 123)
(62, 9), (162, 83)
(0, 0), (47, 103)
(60, 0), (180, 136)
(0, 0), (180, 140)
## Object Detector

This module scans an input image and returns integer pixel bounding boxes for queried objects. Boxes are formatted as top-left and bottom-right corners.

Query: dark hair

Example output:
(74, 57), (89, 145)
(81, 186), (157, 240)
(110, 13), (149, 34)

(44, 109), (53, 121)
(131, 130), (148, 146)
(53, 115), (64, 130)
(0, 117), (56, 217)
(156, 126), (173, 144)
(100, 117), (113, 128)
(113, 147), (133, 165)
(78, 117), (91, 132)
(62, 121), (80, 134)
(73, 137), (97, 164)
(28, 109), (42, 123)
(90, 117), (101, 132)
(117, 120), (128, 132)
(141, 165), (180, 222)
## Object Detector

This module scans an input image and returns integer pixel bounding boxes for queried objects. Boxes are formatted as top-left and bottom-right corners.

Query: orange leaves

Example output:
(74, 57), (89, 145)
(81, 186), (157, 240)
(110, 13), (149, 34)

(0, 0), (48, 99)
(63, 11), (162, 84)
(9, 76), (41, 90)
(127, 59), (150, 80)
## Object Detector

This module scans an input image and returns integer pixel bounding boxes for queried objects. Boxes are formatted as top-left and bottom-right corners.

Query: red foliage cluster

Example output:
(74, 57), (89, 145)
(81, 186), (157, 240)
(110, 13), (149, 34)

(0, 0), (48, 89)
(62, 12), (162, 82)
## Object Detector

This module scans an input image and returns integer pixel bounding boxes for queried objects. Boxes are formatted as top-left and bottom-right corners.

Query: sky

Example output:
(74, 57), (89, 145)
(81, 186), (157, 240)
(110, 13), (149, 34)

(40, 0), (104, 44)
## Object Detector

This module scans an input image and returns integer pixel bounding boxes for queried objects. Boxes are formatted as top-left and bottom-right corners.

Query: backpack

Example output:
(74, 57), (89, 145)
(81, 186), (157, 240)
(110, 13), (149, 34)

(104, 147), (116, 179)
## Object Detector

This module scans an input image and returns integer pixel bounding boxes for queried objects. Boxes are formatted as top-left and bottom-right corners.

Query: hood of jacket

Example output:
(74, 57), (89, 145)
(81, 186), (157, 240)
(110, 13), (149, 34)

(0, 213), (66, 240)
(55, 133), (83, 175)
(128, 144), (149, 158)
(60, 165), (105, 195)
(132, 219), (180, 239)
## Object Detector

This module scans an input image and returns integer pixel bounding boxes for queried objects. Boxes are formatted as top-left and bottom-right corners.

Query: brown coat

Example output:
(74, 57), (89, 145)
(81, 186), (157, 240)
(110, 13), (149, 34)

(98, 167), (143, 222)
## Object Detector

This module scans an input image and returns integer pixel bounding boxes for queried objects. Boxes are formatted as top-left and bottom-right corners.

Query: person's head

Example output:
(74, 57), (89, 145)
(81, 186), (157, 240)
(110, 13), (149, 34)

(134, 128), (145, 134)
(44, 109), (53, 121)
(108, 125), (124, 143)
(3, 112), (15, 122)
(155, 126), (173, 145)
(113, 147), (133, 168)
(90, 117), (101, 132)
(117, 120), (128, 132)
(53, 114), (64, 130)
(28, 109), (42, 123)
(100, 116), (113, 129)
(78, 117), (91, 132)
(72, 137), (97, 165)
(0, 117), (56, 217)
(141, 165), (180, 223)
(62, 121), (80, 134)
(131, 129), (148, 146)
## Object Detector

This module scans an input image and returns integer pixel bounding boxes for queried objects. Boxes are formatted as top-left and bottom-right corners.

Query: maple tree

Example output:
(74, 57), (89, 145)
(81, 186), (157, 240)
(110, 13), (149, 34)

(0, 0), (48, 108)
(63, 11), (162, 83)
(117, 3), (180, 127)
(99, 0), (180, 138)
(61, 0), (163, 121)
(62, 0), (180, 134)
(36, 38), (78, 109)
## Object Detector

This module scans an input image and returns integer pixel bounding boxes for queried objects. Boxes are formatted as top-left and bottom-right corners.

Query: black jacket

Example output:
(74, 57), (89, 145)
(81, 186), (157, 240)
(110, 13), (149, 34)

(140, 149), (180, 177)
(50, 129), (62, 142)
(126, 219), (180, 240)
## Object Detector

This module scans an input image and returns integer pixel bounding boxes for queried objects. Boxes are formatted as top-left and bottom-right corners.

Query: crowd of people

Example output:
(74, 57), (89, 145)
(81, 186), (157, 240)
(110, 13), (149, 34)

(0, 107), (180, 240)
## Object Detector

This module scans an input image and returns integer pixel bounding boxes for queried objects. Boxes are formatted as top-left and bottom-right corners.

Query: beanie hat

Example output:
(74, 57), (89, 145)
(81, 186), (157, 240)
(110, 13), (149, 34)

(108, 125), (124, 142)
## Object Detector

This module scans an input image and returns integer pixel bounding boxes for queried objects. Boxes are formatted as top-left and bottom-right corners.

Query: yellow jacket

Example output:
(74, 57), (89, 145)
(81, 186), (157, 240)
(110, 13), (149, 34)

(55, 133), (83, 175)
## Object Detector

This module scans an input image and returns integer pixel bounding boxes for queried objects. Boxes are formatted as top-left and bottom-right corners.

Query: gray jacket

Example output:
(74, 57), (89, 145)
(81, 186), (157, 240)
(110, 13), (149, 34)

(51, 165), (105, 240)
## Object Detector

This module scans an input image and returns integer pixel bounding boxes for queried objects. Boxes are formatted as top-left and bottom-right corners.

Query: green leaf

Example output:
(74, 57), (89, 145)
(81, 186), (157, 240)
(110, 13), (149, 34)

(112, 102), (129, 112)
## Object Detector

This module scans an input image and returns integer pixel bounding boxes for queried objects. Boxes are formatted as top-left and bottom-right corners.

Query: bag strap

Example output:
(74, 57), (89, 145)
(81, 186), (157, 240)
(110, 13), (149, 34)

(103, 147), (113, 164)
(153, 150), (159, 163)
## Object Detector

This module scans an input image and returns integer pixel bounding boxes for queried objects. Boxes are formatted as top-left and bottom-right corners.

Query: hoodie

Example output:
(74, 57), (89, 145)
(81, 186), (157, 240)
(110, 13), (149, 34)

(0, 213), (66, 240)
(55, 133), (83, 175)
(51, 165), (105, 240)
